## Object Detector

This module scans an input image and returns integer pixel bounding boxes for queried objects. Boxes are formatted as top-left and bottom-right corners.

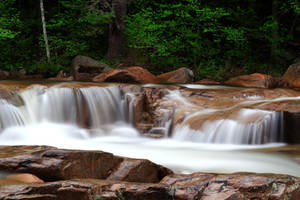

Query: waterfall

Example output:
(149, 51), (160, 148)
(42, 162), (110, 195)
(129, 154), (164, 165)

(0, 84), (295, 145)
(0, 99), (25, 129)
(0, 85), (132, 131)
(0, 83), (299, 177)
(172, 109), (284, 144)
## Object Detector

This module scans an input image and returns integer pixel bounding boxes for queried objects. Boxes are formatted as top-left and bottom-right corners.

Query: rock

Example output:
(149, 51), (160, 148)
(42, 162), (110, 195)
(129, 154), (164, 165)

(0, 173), (44, 185)
(284, 112), (300, 144)
(283, 61), (300, 88)
(225, 73), (277, 88)
(0, 70), (10, 80)
(195, 79), (221, 85)
(0, 146), (172, 182)
(161, 172), (300, 200)
(0, 172), (299, 200)
(48, 70), (74, 81)
(0, 179), (171, 200)
(93, 66), (158, 83)
(157, 67), (194, 84)
(71, 55), (111, 81)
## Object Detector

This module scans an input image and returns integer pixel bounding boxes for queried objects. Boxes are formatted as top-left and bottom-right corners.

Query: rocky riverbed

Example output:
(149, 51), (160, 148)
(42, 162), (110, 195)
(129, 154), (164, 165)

(0, 80), (300, 199)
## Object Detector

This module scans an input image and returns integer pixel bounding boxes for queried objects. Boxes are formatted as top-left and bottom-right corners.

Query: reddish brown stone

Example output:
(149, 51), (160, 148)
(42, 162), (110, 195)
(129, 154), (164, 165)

(195, 79), (221, 85)
(225, 73), (277, 88)
(0, 146), (172, 183)
(93, 66), (158, 84)
(1, 172), (299, 200)
(157, 67), (194, 84)
(283, 61), (300, 88)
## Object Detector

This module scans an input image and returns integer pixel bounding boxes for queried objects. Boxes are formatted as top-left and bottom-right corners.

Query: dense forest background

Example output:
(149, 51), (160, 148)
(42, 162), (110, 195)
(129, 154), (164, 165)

(0, 0), (299, 80)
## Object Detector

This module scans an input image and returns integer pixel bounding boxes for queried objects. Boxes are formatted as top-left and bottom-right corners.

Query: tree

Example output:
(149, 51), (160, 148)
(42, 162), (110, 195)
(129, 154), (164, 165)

(107, 0), (128, 61)
(40, 0), (51, 63)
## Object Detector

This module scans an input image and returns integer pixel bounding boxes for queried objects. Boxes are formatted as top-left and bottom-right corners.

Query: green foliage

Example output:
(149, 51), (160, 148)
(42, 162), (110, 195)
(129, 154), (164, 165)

(126, 0), (251, 78)
(126, 0), (300, 79)
(0, 0), (113, 74)
(0, 0), (299, 78)
(0, 0), (20, 40)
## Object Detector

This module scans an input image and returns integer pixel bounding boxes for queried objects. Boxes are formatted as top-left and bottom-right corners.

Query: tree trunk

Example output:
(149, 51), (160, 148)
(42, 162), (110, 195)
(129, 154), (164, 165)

(107, 0), (127, 61)
(40, 0), (51, 63)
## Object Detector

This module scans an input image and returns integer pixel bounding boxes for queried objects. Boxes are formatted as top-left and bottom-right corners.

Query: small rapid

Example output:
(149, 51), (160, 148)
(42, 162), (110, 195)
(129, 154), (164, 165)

(0, 83), (299, 177)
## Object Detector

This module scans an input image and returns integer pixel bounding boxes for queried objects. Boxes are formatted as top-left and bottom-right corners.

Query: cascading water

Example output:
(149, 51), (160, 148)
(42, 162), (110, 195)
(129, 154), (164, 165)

(173, 109), (284, 144)
(1, 85), (131, 128)
(0, 83), (299, 177)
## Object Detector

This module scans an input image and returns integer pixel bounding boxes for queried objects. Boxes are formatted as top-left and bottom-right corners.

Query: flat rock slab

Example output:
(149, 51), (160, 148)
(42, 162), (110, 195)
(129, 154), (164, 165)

(0, 146), (172, 182)
(0, 172), (299, 200)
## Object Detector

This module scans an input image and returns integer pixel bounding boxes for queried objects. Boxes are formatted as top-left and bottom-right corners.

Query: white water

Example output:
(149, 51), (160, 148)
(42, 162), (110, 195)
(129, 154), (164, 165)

(0, 84), (299, 177)
(173, 109), (284, 144)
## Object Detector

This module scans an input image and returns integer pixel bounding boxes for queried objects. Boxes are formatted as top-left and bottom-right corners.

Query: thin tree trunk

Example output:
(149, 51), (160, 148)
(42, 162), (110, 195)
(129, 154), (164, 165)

(40, 0), (51, 63)
(107, 0), (127, 61)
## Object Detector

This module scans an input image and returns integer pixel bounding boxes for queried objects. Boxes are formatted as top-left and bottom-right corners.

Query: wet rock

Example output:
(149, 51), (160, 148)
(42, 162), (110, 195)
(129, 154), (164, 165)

(0, 88), (24, 107)
(71, 55), (111, 81)
(0, 173), (44, 185)
(161, 172), (300, 200)
(283, 61), (300, 88)
(157, 67), (194, 84)
(225, 73), (277, 88)
(1, 172), (299, 200)
(0, 179), (171, 200)
(93, 66), (158, 84)
(195, 79), (221, 85)
(0, 146), (172, 182)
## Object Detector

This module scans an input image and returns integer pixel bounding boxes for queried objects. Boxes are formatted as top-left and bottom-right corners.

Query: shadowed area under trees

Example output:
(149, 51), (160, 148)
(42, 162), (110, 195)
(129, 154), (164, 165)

(0, 0), (299, 80)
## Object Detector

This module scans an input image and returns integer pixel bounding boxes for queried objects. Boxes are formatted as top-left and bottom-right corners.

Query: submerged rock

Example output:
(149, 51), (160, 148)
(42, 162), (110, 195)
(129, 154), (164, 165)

(225, 73), (277, 88)
(157, 67), (194, 84)
(0, 146), (172, 182)
(93, 66), (158, 83)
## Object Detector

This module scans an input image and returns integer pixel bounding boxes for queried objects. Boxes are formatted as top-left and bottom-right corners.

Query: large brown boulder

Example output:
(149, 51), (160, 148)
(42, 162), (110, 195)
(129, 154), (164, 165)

(71, 55), (111, 81)
(225, 73), (277, 88)
(0, 146), (172, 182)
(157, 67), (194, 84)
(0, 172), (299, 200)
(283, 61), (300, 88)
(93, 66), (158, 83)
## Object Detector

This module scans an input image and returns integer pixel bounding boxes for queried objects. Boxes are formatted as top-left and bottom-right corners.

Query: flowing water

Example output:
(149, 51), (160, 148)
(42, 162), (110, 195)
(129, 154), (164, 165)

(0, 83), (300, 177)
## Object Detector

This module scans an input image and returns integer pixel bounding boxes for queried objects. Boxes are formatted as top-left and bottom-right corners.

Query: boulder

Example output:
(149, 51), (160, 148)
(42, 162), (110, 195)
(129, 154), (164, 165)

(71, 55), (111, 81)
(225, 73), (277, 88)
(161, 172), (300, 200)
(93, 66), (158, 83)
(283, 61), (300, 88)
(0, 172), (299, 200)
(0, 146), (172, 182)
(0, 70), (10, 80)
(157, 67), (194, 84)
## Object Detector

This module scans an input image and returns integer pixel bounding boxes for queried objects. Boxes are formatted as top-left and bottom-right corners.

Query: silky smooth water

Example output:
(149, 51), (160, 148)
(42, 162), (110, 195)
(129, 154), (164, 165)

(0, 84), (299, 177)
